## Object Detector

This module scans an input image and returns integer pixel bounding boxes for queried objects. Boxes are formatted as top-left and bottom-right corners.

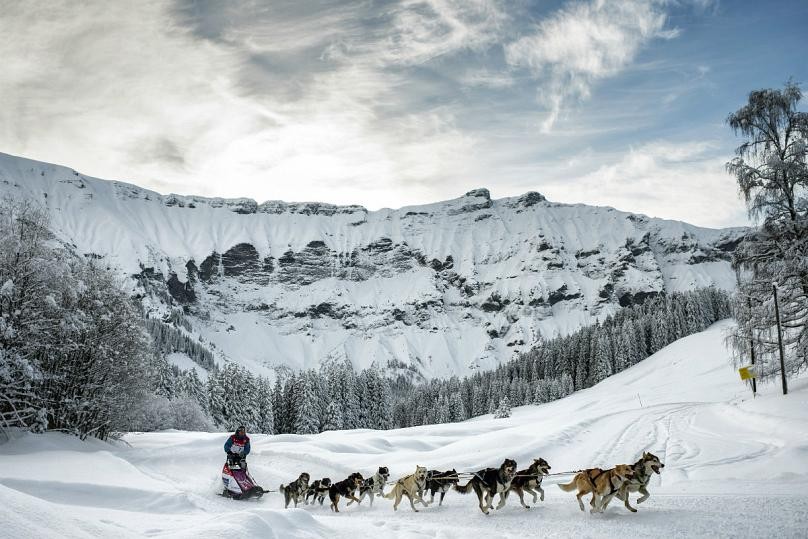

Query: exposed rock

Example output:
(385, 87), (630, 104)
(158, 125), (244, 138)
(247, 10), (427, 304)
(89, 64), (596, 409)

(167, 273), (196, 304)
(221, 243), (261, 277)
(548, 285), (582, 306)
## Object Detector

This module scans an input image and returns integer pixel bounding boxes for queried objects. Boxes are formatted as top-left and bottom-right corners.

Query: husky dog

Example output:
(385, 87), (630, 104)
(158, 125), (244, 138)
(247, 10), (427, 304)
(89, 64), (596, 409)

(423, 469), (460, 506)
(349, 466), (389, 507)
(609, 452), (665, 512)
(454, 459), (517, 515)
(384, 466), (429, 512)
(329, 472), (364, 512)
(279, 472), (311, 508)
(558, 464), (635, 513)
(305, 477), (331, 506)
(500, 458), (551, 509)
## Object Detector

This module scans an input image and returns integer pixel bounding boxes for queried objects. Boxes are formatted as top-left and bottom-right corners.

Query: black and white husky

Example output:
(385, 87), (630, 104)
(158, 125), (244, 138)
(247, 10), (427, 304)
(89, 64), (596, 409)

(454, 459), (517, 515)
(279, 472), (310, 508)
(348, 466), (389, 506)
(423, 469), (460, 506)
(305, 477), (331, 506)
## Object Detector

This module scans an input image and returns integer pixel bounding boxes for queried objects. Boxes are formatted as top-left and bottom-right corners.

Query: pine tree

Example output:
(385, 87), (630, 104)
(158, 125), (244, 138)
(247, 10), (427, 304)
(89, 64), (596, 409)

(494, 396), (511, 419)
(322, 400), (344, 431)
(293, 371), (319, 434)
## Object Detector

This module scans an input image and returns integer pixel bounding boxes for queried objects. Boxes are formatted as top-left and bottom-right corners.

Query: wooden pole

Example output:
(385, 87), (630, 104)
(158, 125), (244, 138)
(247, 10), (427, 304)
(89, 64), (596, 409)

(747, 297), (757, 397)
(772, 283), (788, 395)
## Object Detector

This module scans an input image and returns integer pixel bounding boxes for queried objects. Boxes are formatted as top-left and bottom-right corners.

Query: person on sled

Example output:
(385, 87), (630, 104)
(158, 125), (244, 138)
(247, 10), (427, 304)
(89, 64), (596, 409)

(221, 425), (265, 499)
(224, 425), (251, 466)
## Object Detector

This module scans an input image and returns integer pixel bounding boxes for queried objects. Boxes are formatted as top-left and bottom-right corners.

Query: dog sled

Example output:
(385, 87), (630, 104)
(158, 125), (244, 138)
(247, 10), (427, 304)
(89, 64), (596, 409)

(221, 453), (269, 500)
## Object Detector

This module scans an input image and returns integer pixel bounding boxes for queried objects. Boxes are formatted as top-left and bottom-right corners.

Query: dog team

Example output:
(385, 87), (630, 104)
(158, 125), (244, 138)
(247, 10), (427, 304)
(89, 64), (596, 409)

(276, 452), (664, 515)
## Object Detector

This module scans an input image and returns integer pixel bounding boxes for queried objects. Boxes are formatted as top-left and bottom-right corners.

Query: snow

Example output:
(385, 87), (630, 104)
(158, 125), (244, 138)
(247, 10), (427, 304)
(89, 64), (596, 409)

(2, 320), (807, 537)
(166, 352), (209, 382)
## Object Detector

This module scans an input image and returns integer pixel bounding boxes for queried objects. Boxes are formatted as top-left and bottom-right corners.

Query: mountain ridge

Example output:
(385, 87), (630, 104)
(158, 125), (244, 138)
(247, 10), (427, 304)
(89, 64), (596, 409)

(0, 151), (745, 380)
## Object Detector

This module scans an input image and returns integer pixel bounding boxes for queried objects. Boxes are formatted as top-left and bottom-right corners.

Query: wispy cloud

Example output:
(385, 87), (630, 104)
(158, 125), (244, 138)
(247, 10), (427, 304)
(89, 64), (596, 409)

(539, 139), (747, 228)
(505, 0), (678, 132)
(0, 0), (791, 228)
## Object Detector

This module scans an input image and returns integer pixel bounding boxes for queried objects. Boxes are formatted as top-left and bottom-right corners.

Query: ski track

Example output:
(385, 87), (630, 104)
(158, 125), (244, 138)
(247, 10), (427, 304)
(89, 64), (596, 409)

(1, 321), (807, 538)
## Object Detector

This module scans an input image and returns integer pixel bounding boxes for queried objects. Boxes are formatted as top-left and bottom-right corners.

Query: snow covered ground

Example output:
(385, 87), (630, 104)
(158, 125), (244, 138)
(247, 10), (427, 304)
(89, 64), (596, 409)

(1, 320), (807, 538)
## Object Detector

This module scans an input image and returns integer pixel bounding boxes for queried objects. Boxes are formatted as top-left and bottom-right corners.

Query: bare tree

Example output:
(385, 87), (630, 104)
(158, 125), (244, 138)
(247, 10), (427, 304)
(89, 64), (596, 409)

(726, 81), (808, 380)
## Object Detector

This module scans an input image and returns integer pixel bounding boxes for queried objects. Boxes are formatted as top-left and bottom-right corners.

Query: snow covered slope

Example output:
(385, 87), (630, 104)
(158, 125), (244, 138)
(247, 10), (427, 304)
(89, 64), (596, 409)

(1, 321), (806, 538)
(0, 152), (745, 379)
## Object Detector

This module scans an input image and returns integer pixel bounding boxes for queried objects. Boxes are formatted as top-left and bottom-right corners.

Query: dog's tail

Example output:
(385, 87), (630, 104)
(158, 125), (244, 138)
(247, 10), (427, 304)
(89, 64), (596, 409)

(453, 481), (474, 494)
(383, 488), (397, 499)
(279, 483), (286, 494)
(557, 479), (577, 492)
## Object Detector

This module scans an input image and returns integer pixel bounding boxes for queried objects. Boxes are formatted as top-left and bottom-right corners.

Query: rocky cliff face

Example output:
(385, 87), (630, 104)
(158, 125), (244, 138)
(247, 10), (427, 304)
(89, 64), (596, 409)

(0, 152), (744, 379)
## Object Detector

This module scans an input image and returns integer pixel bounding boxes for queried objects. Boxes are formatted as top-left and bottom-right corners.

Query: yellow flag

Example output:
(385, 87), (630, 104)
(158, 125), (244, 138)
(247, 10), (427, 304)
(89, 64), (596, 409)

(738, 366), (756, 380)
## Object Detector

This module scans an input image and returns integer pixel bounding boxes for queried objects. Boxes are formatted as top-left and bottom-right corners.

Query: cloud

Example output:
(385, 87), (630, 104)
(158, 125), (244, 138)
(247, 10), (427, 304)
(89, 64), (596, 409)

(505, 0), (678, 132)
(375, 0), (509, 65)
(0, 0), (749, 229)
(0, 0), (494, 206)
(539, 140), (749, 228)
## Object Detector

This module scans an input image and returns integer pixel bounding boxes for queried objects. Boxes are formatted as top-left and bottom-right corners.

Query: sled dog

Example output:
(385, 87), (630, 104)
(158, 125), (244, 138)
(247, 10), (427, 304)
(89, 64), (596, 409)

(501, 458), (551, 509)
(279, 472), (311, 508)
(610, 452), (665, 512)
(454, 458), (517, 514)
(349, 466), (389, 506)
(558, 464), (635, 513)
(305, 477), (331, 506)
(424, 469), (460, 506)
(384, 465), (429, 512)
(329, 472), (364, 512)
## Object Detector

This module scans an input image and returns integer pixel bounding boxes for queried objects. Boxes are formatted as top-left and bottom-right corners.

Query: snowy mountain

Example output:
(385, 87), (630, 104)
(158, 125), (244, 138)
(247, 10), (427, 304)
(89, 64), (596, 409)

(0, 152), (745, 379)
(1, 321), (806, 538)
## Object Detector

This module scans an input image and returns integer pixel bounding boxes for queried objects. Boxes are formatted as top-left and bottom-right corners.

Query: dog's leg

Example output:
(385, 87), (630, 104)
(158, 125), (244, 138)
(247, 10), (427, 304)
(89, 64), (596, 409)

(590, 493), (603, 514)
(331, 494), (340, 512)
(516, 489), (530, 509)
(603, 492), (625, 513)
(486, 491), (496, 511)
(416, 489), (430, 507)
(576, 491), (586, 512)
(478, 495), (489, 515)
(622, 490), (638, 513)
(393, 490), (402, 511)
(495, 490), (508, 510)
(439, 491), (446, 506)
(406, 492), (420, 512)
(474, 485), (489, 515)
(637, 486), (650, 504)
(538, 485), (545, 502)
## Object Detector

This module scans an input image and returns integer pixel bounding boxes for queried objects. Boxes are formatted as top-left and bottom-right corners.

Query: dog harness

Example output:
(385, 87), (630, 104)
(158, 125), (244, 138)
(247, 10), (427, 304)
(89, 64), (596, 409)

(588, 469), (623, 497)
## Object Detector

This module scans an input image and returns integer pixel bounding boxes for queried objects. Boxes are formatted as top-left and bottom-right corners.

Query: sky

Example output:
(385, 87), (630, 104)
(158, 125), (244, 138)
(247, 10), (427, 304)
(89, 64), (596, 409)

(1, 0), (806, 228)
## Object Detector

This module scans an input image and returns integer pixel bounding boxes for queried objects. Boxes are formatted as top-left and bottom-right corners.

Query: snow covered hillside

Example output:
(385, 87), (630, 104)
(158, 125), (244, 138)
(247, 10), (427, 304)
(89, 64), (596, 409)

(0, 152), (745, 379)
(1, 321), (806, 538)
